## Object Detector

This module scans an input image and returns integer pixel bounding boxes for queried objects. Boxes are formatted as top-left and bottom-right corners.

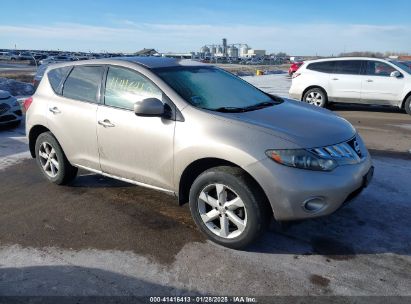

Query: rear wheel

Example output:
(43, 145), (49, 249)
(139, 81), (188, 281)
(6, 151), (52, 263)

(189, 166), (270, 249)
(303, 88), (327, 107)
(404, 96), (411, 115)
(35, 132), (77, 185)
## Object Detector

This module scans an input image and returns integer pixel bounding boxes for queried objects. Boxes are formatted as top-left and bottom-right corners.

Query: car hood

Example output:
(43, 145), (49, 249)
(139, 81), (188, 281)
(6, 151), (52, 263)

(224, 99), (356, 148)
(0, 90), (11, 99)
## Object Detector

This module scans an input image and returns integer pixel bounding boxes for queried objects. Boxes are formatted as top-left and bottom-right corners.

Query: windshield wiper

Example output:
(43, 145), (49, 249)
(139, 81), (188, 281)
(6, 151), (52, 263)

(212, 101), (278, 113)
(242, 101), (277, 111)
(213, 106), (247, 113)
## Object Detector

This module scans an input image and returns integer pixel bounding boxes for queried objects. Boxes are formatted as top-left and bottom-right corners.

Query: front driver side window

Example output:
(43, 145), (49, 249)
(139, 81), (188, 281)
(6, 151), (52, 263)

(366, 61), (397, 77)
(104, 66), (163, 110)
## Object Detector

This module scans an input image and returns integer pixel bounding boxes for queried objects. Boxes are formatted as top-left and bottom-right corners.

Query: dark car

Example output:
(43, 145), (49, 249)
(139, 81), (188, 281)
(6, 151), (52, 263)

(33, 64), (49, 90)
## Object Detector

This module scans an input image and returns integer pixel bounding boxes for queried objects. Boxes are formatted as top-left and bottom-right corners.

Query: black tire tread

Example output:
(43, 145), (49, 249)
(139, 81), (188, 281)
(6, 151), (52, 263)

(405, 96), (411, 115)
(303, 87), (328, 107)
(35, 132), (77, 185)
(189, 166), (271, 249)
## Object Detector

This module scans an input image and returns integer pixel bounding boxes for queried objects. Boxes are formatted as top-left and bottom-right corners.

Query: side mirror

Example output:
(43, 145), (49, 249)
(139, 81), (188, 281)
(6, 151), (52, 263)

(390, 71), (402, 78)
(134, 98), (165, 117)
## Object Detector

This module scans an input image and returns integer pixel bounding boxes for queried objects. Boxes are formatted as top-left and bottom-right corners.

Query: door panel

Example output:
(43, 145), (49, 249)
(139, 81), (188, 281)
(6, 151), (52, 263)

(328, 60), (363, 103)
(96, 106), (175, 189)
(361, 61), (404, 106)
(96, 66), (175, 190)
(47, 65), (104, 169)
(329, 75), (363, 102)
(47, 96), (100, 169)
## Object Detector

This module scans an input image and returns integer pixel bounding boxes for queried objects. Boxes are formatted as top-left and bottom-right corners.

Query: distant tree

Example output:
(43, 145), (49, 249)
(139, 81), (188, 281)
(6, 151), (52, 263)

(275, 52), (288, 57)
(339, 51), (382, 58)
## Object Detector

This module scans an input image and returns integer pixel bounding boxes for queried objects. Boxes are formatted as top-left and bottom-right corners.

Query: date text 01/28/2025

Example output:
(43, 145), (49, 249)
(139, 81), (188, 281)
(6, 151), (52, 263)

(149, 296), (257, 303)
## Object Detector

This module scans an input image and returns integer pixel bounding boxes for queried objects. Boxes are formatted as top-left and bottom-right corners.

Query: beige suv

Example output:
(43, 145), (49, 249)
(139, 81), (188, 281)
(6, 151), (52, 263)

(25, 57), (373, 248)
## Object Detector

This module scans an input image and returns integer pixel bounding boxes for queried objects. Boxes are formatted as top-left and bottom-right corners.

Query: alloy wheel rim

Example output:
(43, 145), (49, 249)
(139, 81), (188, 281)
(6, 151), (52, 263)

(197, 183), (247, 239)
(306, 92), (323, 106)
(38, 142), (59, 178)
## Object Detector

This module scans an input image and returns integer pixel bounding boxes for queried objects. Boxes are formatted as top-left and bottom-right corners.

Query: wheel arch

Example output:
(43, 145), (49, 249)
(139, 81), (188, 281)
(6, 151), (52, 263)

(177, 157), (272, 216)
(302, 85), (329, 102)
(28, 125), (50, 158)
(401, 91), (411, 109)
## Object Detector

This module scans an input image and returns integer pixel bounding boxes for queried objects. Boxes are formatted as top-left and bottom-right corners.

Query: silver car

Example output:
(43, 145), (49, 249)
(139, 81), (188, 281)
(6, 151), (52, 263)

(25, 57), (374, 248)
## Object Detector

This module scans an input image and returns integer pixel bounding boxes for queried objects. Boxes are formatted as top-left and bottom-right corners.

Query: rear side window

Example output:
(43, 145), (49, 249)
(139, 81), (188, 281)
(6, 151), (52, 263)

(62, 66), (104, 103)
(47, 66), (71, 94)
(307, 61), (335, 73)
(334, 60), (362, 75)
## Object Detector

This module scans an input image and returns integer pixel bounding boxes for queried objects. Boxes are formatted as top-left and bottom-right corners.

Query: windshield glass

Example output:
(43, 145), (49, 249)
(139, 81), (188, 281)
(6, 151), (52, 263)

(390, 61), (411, 74)
(154, 66), (281, 111)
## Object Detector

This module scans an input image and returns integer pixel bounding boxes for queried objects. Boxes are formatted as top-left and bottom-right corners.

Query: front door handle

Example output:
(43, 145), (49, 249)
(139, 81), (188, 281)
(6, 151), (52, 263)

(332, 78), (339, 80)
(366, 79), (374, 82)
(49, 107), (61, 114)
(98, 119), (115, 128)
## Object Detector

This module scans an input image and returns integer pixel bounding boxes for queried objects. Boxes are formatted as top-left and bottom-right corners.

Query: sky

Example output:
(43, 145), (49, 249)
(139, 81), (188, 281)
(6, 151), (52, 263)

(1, 0), (410, 55)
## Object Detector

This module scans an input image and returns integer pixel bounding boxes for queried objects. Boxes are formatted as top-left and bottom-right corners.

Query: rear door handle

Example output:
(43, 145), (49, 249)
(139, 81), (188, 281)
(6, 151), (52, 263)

(332, 78), (339, 81)
(98, 119), (115, 128)
(49, 107), (61, 114)
(366, 79), (373, 82)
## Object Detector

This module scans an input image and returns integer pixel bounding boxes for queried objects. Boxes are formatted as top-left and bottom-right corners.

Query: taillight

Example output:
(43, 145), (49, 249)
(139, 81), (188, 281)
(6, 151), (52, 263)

(292, 73), (301, 78)
(23, 96), (33, 112)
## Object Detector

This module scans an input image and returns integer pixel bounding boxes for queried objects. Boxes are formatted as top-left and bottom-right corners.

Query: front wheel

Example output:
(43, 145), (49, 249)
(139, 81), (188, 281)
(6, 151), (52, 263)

(404, 96), (411, 115)
(35, 132), (78, 185)
(189, 166), (270, 249)
(303, 88), (327, 107)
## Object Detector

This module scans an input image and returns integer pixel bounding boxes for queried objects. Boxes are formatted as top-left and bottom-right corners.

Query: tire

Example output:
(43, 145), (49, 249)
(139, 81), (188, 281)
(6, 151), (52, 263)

(303, 88), (327, 107)
(189, 166), (270, 249)
(35, 132), (78, 185)
(404, 96), (411, 115)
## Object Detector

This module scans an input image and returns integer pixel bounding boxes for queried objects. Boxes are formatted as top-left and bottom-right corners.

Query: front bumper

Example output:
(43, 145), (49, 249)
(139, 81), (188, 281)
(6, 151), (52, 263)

(246, 154), (373, 221)
(0, 104), (23, 125)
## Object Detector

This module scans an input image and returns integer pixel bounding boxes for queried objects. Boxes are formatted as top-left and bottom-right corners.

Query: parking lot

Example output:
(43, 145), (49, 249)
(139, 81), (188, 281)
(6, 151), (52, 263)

(0, 73), (410, 298)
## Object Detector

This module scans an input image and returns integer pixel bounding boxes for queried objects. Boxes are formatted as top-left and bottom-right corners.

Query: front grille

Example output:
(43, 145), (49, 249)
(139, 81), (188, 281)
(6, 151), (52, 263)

(14, 110), (22, 116)
(346, 137), (363, 158)
(309, 136), (365, 163)
(0, 103), (10, 115)
(0, 115), (16, 122)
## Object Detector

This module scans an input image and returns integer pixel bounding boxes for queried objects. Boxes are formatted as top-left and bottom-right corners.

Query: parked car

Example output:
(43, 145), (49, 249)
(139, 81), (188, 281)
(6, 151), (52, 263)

(9, 52), (20, 60)
(289, 57), (411, 115)
(399, 61), (411, 69)
(39, 55), (74, 65)
(33, 53), (48, 61)
(25, 57), (373, 248)
(18, 52), (34, 61)
(246, 57), (263, 65)
(0, 52), (12, 60)
(32, 64), (49, 90)
(288, 62), (303, 76)
(0, 90), (22, 127)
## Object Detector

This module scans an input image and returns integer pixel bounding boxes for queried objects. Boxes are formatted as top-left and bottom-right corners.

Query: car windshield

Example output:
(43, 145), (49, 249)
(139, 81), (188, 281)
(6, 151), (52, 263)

(154, 66), (282, 112)
(390, 61), (411, 74)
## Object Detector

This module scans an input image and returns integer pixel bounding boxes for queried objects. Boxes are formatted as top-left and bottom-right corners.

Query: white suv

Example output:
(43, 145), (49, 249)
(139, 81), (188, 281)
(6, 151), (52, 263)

(289, 57), (411, 115)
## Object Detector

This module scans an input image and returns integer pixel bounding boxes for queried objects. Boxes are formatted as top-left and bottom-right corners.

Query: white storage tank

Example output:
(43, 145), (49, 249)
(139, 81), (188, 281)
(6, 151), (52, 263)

(228, 46), (238, 58)
(201, 46), (210, 53)
(240, 45), (249, 57)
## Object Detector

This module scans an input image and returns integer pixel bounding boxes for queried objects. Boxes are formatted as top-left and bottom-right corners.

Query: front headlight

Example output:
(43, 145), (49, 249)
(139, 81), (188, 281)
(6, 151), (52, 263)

(266, 149), (337, 171)
(12, 99), (20, 107)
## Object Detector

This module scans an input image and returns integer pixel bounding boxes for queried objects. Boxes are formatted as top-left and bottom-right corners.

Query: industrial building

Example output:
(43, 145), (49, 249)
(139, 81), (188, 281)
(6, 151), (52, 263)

(198, 38), (266, 59)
